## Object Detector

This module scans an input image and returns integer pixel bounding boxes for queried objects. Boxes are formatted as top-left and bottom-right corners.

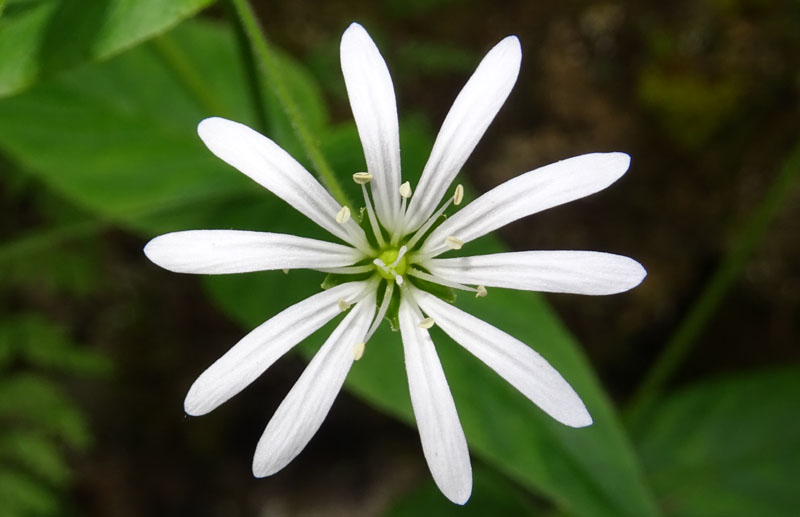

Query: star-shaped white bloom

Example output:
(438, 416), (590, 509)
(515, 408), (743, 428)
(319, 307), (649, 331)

(144, 22), (645, 504)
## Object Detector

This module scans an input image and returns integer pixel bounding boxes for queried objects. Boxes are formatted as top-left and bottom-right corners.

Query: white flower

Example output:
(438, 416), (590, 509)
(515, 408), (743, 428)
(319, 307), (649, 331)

(144, 22), (645, 504)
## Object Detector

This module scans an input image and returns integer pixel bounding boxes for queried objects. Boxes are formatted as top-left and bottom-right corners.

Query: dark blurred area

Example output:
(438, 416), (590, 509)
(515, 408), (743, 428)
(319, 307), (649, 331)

(2, 0), (799, 515)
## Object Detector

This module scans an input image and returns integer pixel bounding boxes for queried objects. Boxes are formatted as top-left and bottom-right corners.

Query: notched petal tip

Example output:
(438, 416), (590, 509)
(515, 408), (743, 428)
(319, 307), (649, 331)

(498, 34), (522, 57)
(564, 407), (593, 428)
(142, 235), (174, 271)
(609, 151), (631, 173)
(251, 457), (270, 478)
(341, 21), (371, 47)
(550, 385), (593, 428)
(197, 117), (246, 155)
(632, 259), (648, 287)
(197, 116), (229, 139)
(344, 21), (366, 33)
(610, 255), (648, 294)
(445, 482), (473, 506)
(183, 383), (212, 417)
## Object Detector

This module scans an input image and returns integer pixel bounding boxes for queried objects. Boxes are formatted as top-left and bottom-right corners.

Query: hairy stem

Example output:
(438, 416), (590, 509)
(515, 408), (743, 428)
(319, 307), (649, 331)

(227, 0), (351, 207)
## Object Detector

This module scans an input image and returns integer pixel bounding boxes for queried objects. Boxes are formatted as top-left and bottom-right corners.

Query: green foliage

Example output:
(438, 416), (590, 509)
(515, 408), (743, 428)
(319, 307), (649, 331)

(0, 316), (109, 517)
(0, 315), (111, 375)
(0, 468), (60, 517)
(0, 0), (215, 96)
(0, 18), (659, 515)
(636, 368), (800, 516)
(0, 229), (101, 298)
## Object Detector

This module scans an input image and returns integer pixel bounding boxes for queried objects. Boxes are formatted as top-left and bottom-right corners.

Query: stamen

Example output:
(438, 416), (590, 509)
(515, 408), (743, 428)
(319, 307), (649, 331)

(282, 269), (289, 274)
(418, 317), (435, 329)
(373, 258), (389, 273)
(445, 236), (463, 250)
(365, 282), (394, 341)
(394, 182), (413, 245)
(399, 181), (412, 199)
(316, 264), (374, 275)
(475, 285), (488, 298)
(390, 245), (408, 268)
(336, 206), (351, 224)
(337, 298), (351, 312)
(360, 184), (386, 248)
(353, 342), (366, 361)
(409, 267), (478, 293)
(352, 172), (372, 184)
(395, 275), (404, 286)
(405, 196), (454, 251)
(453, 184), (464, 206)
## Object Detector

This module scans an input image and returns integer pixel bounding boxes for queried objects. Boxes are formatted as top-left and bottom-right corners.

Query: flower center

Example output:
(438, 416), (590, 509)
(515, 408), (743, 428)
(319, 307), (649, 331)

(374, 247), (409, 281)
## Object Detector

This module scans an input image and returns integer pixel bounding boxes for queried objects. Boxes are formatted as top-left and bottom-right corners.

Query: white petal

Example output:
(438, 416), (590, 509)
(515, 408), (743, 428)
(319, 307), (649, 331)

(403, 36), (521, 234)
(424, 251), (646, 295)
(144, 230), (364, 274)
(341, 23), (401, 231)
(184, 281), (370, 416)
(197, 117), (370, 252)
(411, 287), (592, 428)
(252, 291), (375, 477)
(420, 153), (631, 257)
(399, 297), (472, 504)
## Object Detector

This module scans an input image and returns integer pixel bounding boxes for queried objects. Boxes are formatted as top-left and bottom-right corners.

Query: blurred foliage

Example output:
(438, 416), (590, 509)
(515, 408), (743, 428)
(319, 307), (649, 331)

(0, 0), (214, 96)
(0, 316), (110, 516)
(636, 368), (800, 516)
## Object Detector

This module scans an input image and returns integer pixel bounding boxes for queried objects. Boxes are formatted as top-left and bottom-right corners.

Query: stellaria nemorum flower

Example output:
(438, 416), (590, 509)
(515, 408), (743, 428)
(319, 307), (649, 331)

(144, 22), (646, 504)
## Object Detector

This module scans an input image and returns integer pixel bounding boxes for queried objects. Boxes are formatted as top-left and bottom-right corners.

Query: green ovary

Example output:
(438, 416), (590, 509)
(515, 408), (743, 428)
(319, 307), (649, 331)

(375, 248), (409, 280)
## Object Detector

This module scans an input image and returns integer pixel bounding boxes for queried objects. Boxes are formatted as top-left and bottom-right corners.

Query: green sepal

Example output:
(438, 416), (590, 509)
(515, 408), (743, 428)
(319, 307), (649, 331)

(320, 272), (371, 289)
(408, 274), (457, 304)
(386, 288), (401, 332)
(374, 282), (401, 332)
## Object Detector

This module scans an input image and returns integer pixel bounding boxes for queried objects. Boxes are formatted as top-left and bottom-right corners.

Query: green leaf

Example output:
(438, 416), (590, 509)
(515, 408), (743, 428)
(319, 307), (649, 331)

(0, 19), (658, 515)
(636, 368), (800, 516)
(0, 467), (60, 517)
(0, 0), (214, 97)
(0, 431), (71, 486)
(0, 373), (90, 449)
(0, 315), (111, 375)
(0, 20), (329, 236)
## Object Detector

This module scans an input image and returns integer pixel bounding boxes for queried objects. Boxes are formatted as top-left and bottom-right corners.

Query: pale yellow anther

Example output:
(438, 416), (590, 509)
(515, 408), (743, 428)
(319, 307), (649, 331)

(282, 269), (289, 275)
(352, 172), (373, 184)
(337, 298), (351, 312)
(399, 181), (412, 199)
(475, 285), (488, 298)
(336, 206), (351, 224)
(453, 184), (464, 206)
(353, 342), (366, 361)
(445, 236), (464, 250)
(418, 317), (435, 329)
